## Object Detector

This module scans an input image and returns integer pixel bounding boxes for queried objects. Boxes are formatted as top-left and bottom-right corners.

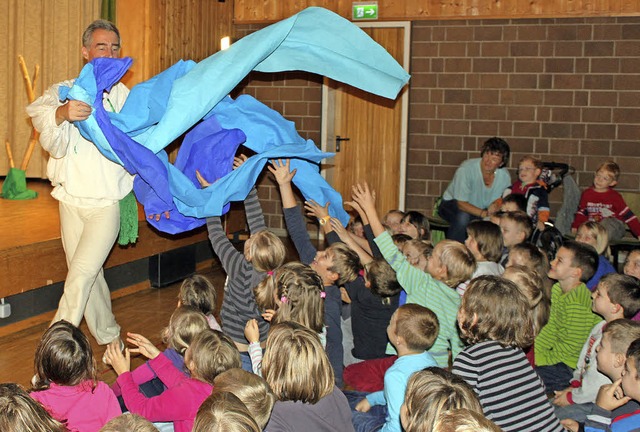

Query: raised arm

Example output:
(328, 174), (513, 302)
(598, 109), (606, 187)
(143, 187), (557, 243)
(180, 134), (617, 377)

(351, 182), (385, 237)
(330, 218), (372, 265)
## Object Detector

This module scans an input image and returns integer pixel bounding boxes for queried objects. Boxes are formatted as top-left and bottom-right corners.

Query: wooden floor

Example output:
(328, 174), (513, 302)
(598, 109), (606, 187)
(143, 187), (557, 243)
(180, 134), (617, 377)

(0, 266), (227, 388)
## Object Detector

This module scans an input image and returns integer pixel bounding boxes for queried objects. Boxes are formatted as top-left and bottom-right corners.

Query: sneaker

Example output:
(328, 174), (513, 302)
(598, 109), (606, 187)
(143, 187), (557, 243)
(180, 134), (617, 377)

(102, 337), (125, 365)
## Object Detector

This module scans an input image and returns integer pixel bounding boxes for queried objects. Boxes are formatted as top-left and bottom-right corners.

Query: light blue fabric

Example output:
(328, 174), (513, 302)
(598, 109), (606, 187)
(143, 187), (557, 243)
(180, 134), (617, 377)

(442, 158), (511, 209)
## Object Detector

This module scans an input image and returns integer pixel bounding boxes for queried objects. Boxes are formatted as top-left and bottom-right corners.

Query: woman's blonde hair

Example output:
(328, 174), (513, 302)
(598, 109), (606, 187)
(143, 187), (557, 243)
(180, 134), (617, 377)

(178, 274), (217, 316)
(262, 322), (334, 404)
(402, 367), (482, 432)
(193, 391), (260, 432)
(432, 409), (502, 432)
(248, 230), (286, 273)
(265, 262), (325, 334)
(32, 320), (96, 391)
(436, 240), (476, 288)
(161, 306), (210, 355)
(458, 275), (534, 348)
(187, 329), (241, 384)
(503, 265), (550, 336)
(577, 221), (610, 257)
(0, 383), (67, 432)
(213, 368), (275, 429)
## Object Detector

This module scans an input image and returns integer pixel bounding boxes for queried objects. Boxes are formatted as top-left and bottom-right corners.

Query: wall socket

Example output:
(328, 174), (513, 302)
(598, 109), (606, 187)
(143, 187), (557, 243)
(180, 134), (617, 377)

(0, 302), (11, 319)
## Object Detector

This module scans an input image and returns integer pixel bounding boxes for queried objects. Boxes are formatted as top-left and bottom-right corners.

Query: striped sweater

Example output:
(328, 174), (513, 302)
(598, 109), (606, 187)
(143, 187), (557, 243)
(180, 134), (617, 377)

(535, 282), (602, 369)
(453, 340), (564, 432)
(206, 188), (270, 344)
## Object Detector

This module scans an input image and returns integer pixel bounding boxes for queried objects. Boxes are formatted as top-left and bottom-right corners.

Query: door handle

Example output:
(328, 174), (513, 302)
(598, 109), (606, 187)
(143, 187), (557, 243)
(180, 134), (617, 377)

(336, 136), (350, 152)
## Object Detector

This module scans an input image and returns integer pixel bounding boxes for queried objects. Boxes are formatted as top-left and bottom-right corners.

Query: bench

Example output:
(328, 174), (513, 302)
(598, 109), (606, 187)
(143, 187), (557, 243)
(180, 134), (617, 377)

(609, 191), (640, 269)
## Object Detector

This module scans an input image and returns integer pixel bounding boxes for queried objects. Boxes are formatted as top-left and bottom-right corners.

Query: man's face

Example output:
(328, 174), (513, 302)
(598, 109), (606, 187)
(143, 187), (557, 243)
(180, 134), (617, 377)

(82, 29), (120, 61)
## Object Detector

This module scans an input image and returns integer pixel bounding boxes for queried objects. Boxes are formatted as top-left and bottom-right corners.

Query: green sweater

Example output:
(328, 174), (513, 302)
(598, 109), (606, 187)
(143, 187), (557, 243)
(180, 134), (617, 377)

(375, 232), (463, 367)
(535, 282), (601, 369)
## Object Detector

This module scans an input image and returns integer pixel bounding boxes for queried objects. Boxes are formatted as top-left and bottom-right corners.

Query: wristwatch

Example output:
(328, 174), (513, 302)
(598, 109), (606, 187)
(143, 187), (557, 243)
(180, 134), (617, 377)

(319, 216), (331, 226)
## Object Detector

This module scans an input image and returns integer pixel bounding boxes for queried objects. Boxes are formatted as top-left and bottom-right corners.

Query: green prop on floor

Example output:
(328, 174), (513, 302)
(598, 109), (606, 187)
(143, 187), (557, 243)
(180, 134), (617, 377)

(1, 167), (37, 200)
(118, 191), (139, 245)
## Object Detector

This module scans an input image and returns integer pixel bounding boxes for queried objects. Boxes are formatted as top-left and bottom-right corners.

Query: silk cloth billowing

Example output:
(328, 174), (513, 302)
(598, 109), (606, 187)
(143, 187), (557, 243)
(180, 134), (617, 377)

(59, 7), (410, 234)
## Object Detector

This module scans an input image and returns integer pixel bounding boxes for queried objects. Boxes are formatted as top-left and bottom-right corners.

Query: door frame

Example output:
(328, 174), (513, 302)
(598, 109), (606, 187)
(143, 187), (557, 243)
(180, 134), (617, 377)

(320, 21), (411, 210)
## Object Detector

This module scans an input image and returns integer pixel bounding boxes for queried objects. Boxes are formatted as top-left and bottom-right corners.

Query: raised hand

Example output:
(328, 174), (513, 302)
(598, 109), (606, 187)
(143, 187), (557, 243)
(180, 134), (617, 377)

(244, 319), (260, 344)
(126, 332), (161, 360)
(104, 339), (131, 376)
(268, 159), (297, 185)
(305, 200), (330, 220)
(56, 100), (92, 124)
(233, 154), (248, 170)
(351, 182), (376, 214)
(195, 169), (211, 188)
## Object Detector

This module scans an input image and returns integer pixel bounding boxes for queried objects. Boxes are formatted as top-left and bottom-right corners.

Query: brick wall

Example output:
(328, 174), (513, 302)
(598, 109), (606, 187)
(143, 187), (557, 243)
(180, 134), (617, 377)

(234, 17), (640, 229)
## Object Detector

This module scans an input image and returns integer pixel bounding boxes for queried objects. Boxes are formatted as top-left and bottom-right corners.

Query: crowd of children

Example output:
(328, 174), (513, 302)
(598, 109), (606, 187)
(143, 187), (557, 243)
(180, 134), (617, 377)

(2, 148), (640, 432)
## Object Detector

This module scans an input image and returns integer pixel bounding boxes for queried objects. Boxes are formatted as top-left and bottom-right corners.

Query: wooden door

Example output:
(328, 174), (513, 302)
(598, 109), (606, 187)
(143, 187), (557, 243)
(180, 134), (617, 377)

(322, 23), (410, 215)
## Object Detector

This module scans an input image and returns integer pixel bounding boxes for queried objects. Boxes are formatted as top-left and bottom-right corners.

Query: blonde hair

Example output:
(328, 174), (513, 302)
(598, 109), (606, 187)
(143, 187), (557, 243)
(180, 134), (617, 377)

(458, 276), (534, 348)
(597, 160), (620, 181)
(603, 319), (640, 354)
(395, 304), (439, 351)
(432, 409), (502, 432)
(100, 413), (158, 432)
(161, 306), (210, 355)
(262, 322), (334, 404)
(213, 368), (275, 429)
(326, 242), (361, 285)
(577, 221), (610, 256)
(248, 230), (286, 273)
(402, 368), (482, 432)
(466, 220), (503, 262)
(270, 262), (325, 334)
(500, 211), (533, 240)
(178, 274), (217, 316)
(519, 155), (543, 170)
(0, 383), (67, 432)
(404, 239), (433, 260)
(503, 265), (550, 336)
(187, 329), (241, 384)
(193, 391), (260, 432)
(436, 240), (476, 288)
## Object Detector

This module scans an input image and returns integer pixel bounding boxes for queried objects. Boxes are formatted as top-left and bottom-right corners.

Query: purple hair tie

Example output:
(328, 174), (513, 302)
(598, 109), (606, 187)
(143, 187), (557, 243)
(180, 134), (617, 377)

(267, 271), (274, 276)
(320, 291), (326, 299)
(358, 269), (365, 277)
(280, 296), (288, 304)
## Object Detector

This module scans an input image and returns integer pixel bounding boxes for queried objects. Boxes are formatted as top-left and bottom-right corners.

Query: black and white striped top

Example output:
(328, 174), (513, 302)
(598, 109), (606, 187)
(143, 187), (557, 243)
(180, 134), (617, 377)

(453, 340), (563, 432)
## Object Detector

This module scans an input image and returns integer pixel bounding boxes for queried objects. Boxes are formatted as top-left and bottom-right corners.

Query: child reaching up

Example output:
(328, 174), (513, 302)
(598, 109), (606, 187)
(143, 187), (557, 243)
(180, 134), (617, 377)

(177, 274), (221, 331)
(270, 159), (360, 387)
(453, 275), (563, 431)
(30, 321), (121, 431)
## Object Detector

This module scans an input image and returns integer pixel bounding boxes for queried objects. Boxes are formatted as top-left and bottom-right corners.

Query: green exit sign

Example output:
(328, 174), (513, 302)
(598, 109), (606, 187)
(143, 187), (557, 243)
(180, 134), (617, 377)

(352, 2), (378, 20)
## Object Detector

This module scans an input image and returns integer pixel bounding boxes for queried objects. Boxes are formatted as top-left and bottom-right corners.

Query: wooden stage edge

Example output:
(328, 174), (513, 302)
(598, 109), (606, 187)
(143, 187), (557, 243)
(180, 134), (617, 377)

(0, 179), (210, 299)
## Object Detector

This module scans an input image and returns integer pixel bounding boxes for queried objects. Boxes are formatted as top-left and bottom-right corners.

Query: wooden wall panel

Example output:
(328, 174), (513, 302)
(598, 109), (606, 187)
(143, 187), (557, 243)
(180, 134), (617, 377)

(233, 0), (640, 23)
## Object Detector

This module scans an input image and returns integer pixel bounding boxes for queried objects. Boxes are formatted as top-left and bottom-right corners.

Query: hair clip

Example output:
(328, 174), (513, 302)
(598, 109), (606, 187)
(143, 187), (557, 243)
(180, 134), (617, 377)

(280, 296), (288, 304)
(267, 271), (274, 276)
(320, 291), (326, 299)
(358, 269), (365, 277)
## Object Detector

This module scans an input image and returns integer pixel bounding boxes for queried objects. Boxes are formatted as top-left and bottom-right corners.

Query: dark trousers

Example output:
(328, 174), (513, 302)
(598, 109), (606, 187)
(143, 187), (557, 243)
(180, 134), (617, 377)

(535, 363), (574, 393)
(438, 199), (479, 243)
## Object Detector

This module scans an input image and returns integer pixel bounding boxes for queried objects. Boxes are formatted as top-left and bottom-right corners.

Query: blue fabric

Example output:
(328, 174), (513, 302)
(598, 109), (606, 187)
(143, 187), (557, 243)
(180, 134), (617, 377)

(60, 6), (409, 234)
(586, 255), (616, 291)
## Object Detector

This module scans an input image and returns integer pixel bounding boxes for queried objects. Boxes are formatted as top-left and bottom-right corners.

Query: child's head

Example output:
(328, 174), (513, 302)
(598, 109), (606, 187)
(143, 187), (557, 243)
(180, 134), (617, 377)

(517, 155), (543, 185)
(364, 258), (402, 298)
(576, 221), (609, 256)
(597, 319), (640, 380)
(392, 233), (412, 249)
(621, 338), (640, 402)
(506, 243), (552, 295)
(161, 305), (210, 355)
(432, 409), (502, 432)
(262, 321), (333, 404)
(193, 391), (260, 432)
(624, 249), (640, 279)
(311, 242), (360, 286)
(549, 241), (598, 284)
(100, 413), (159, 432)
(270, 262), (325, 334)
(503, 265), (550, 336)
(400, 367), (482, 432)
(185, 329), (241, 384)
(178, 274), (217, 316)
(593, 161), (620, 191)
(348, 216), (365, 238)
(383, 210), (405, 235)
(388, 304), (439, 353)
(399, 211), (430, 240)
(403, 239), (433, 271)
(594, 273), (640, 320)
(500, 194), (528, 214)
(244, 230), (286, 273)
(427, 240), (476, 288)
(33, 320), (96, 390)
(499, 211), (533, 248)
(465, 220), (503, 262)
(0, 383), (66, 432)
(458, 275), (534, 348)
(212, 368), (275, 430)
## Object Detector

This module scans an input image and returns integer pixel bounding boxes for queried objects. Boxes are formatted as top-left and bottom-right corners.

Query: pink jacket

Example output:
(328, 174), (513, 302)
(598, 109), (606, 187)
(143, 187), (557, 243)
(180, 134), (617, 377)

(30, 381), (121, 432)
(117, 353), (212, 432)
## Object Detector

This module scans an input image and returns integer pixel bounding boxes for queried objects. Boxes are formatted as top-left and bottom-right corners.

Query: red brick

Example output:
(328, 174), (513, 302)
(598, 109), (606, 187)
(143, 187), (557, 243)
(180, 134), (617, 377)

(507, 106), (536, 121)
(435, 136), (464, 150)
(617, 124), (640, 140)
(481, 42), (509, 57)
(427, 150), (441, 165)
(619, 92), (640, 107)
(515, 90), (544, 106)
(465, 104), (479, 119)
(613, 108), (640, 124)
(582, 140), (612, 156)
(475, 26), (503, 41)
(534, 139), (550, 154)
(590, 91), (618, 107)
(584, 75), (614, 90)
(591, 58), (620, 74)
(284, 102), (308, 116)
(582, 107), (612, 123)
(575, 92), (589, 107)
(472, 90), (500, 105)
(587, 124), (616, 139)
(545, 58), (575, 73)
(438, 42), (467, 57)
(540, 42), (555, 57)
(509, 74), (538, 89)
(548, 25), (578, 40)
(481, 105), (507, 121)
(411, 73), (437, 88)
(615, 41), (640, 57)
(517, 25), (547, 41)
(513, 122), (540, 137)
(473, 58), (500, 73)
(446, 26), (474, 41)
(515, 58), (544, 73)
(437, 104), (464, 119)
(280, 88), (305, 101)
(408, 149), (428, 165)
(571, 124), (587, 139)
(443, 89), (471, 103)
(554, 41), (584, 57)
(585, 41), (615, 56)
(441, 151), (468, 166)
(542, 122), (572, 138)
(412, 26), (432, 42)
(431, 58), (444, 73)
(544, 91), (574, 106)
(442, 120), (470, 135)
(551, 107), (580, 122)
(612, 141), (640, 157)
(468, 43), (481, 57)
(412, 42), (438, 57)
(510, 42), (540, 57)
(255, 87), (280, 101)
(470, 121), (500, 136)
(619, 58), (640, 73)
(537, 106), (552, 122)
(479, 74), (508, 89)
(594, 24), (622, 40)
(554, 75), (583, 90)
(406, 180), (427, 195)
(445, 58), (472, 72)
(549, 139), (579, 154)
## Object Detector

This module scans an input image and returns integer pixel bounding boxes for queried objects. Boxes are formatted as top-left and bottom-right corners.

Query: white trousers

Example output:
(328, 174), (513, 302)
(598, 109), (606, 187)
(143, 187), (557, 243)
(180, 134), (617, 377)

(53, 201), (121, 344)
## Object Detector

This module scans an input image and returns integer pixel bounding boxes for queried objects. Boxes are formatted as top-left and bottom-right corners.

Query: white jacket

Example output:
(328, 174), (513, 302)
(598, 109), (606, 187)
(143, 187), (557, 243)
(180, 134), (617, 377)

(26, 80), (133, 208)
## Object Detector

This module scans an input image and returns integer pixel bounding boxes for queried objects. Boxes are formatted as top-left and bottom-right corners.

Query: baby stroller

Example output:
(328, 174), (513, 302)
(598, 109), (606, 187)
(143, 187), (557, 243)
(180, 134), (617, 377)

(530, 162), (577, 263)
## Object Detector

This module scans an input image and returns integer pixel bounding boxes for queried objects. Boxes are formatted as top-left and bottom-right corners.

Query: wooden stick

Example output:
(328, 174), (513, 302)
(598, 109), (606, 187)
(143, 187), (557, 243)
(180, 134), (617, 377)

(5, 140), (15, 168)
(17, 55), (41, 170)
(21, 133), (38, 171)
(18, 55), (35, 103)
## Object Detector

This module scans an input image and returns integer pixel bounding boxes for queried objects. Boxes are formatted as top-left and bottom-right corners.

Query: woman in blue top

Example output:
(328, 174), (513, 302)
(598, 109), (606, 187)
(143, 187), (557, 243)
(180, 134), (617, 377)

(438, 137), (511, 242)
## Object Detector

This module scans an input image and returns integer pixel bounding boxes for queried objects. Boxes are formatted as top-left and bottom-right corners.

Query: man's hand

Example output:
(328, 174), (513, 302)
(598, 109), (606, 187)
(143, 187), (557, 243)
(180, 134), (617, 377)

(55, 100), (92, 125)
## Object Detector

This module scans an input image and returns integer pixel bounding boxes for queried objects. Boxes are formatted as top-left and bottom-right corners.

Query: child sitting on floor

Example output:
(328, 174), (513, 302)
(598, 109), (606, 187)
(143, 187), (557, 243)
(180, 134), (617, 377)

(177, 274), (221, 331)
(575, 221), (616, 291)
(624, 249), (640, 280)
(498, 210), (533, 266)
(458, 219), (504, 295)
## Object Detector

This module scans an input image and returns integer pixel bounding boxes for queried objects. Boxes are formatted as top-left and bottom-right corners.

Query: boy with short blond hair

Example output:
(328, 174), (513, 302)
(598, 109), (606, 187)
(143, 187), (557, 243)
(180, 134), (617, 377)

(535, 241), (603, 392)
(572, 161), (640, 241)
(502, 155), (550, 231)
